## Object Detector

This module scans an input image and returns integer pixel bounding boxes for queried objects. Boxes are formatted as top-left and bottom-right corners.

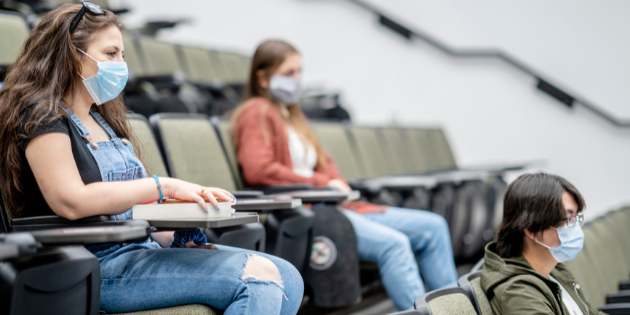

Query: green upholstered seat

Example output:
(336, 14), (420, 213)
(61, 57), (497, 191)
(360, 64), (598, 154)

(127, 115), (169, 177)
(470, 277), (494, 315)
(178, 46), (222, 86)
(401, 128), (438, 173)
(150, 114), (237, 191)
(215, 51), (248, 85)
(310, 122), (363, 181)
(586, 221), (623, 297)
(347, 126), (391, 178)
(136, 36), (183, 76)
(423, 128), (457, 171)
(604, 211), (630, 272)
(377, 127), (416, 175)
(581, 224), (609, 306)
(0, 12), (30, 66)
(415, 287), (477, 315)
(458, 271), (494, 315)
(214, 119), (244, 190)
(121, 32), (145, 78)
(591, 219), (628, 285)
(207, 51), (230, 83)
(563, 246), (602, 307)
(212, 119), (268, 225)
(112, 304), (219, 315)
(428, 293), (477, 315)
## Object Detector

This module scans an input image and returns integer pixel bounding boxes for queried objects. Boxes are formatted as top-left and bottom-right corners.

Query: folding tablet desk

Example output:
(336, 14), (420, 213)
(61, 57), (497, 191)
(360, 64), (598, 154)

(232, 198), (302, 212)
(269, 190), (361, 203)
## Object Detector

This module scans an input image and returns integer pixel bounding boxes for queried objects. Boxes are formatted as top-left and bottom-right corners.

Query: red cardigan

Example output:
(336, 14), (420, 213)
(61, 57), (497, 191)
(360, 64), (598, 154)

(235, 98), (388, 214)
(235, 97), (345, 187)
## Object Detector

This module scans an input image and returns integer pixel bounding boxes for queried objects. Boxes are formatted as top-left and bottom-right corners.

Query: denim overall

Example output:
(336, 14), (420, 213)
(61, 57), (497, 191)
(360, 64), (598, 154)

(63, 107), (160, 257)
(62, 107), (302, 314)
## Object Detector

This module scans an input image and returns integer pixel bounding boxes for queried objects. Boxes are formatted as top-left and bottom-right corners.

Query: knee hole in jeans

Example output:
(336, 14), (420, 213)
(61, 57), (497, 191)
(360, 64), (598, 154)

(242, 254), (282, 283)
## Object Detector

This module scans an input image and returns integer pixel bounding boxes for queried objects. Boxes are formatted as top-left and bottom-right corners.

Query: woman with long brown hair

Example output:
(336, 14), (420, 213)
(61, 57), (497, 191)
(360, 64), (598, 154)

(0, 3), (302, 314)
(232, 39), (458, 310)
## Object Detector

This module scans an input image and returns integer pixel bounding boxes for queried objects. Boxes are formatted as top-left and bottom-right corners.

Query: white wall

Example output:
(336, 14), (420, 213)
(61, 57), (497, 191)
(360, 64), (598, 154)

(114, 0), (630, 220)
(363, 0), (630, 119)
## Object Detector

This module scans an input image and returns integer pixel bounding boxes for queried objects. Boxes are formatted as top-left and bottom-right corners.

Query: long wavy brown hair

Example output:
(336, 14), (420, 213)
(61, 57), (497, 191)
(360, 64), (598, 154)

(0, 4), (139, 217)
(230, 39), (327, 168)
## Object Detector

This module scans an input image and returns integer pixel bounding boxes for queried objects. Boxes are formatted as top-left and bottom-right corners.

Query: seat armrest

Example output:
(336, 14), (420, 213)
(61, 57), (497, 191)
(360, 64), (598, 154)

(620, 279), (630, 291)
(248, 184), (315, 194)
(12, 215), (112, 226)
(597, 302), (630, 315)
(607, 290), (630, 304)
(231, 191), (264, 199)
(268, 190), (359, 203)
(30, 223), (152, 245)
(10, 215), (151, 233)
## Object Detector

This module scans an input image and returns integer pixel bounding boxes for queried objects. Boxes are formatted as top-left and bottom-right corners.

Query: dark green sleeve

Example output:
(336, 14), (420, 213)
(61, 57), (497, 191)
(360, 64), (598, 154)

(497, 280), (557, 315)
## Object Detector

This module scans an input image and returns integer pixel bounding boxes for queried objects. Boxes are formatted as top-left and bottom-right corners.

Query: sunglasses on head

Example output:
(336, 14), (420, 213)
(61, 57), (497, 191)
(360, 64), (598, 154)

(69, 0), (105, 32)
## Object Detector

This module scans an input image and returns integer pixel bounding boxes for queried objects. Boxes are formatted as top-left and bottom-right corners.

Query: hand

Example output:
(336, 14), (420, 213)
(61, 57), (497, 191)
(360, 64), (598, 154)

(184, 243), (218, 250)
(327, 179), (352, 193)
(160, 177), (236, 211)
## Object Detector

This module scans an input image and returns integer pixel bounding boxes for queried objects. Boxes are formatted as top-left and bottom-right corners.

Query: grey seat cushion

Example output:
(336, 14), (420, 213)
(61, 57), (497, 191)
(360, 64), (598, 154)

(111, 304), (219, 315)
(427, 292), (477, 315)
(471, 277), (495, 315)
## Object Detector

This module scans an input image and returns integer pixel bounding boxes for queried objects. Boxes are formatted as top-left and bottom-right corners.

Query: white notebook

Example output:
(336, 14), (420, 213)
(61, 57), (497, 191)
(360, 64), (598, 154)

(132, 200), (233, 220)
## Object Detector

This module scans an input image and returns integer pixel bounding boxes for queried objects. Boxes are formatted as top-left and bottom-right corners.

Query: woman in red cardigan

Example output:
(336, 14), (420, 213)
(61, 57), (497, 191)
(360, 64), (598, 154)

(232, 40), (457, 310)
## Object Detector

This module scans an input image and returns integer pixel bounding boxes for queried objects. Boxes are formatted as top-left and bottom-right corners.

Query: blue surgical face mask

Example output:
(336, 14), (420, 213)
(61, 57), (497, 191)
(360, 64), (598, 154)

(268, 75), (302, 105)
(535, 224), (584, 263)
(77, 48), (128, 105)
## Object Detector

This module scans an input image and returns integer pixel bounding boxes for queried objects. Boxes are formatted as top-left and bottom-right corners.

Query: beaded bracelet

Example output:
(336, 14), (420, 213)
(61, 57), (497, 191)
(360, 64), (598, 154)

(153, 175), (163, 204)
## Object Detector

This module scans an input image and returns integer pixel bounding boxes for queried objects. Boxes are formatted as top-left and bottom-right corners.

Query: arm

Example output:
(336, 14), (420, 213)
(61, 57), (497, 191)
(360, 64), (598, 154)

(26, 133), (233, 220)
(315, 152), (351, 192)
(315, 152), (345, 181)
(236, 106), (331, 186)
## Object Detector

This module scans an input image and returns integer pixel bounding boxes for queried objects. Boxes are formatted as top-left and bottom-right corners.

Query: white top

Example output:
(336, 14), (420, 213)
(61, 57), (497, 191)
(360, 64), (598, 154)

(549, 276), (584, 315)
(286, 127), (317, 178)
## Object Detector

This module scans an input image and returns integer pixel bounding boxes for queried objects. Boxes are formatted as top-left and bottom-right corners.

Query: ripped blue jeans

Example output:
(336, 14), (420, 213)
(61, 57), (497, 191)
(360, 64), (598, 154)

(96, 242), (303, 315)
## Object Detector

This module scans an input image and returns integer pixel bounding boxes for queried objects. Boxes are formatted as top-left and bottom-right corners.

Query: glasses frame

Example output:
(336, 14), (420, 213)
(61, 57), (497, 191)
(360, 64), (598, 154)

(70, 1), (105, 32)
(563, 213), (585, 228)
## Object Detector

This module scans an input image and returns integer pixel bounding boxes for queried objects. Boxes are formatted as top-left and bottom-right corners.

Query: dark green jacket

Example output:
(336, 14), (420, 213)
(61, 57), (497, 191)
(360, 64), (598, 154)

(480, 242), (604, 315)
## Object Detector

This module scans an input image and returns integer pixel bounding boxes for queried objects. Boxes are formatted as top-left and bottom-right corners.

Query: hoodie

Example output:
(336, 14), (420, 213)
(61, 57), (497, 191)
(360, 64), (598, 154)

(480, 242), (604, 315)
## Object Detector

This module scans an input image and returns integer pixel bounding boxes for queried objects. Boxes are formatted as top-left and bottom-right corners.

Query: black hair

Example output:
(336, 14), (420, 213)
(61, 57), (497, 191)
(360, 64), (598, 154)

(495, 173), (585, 258)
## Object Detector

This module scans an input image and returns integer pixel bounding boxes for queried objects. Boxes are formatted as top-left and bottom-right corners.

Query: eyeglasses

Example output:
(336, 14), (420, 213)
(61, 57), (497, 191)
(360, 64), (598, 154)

(562, 213), (585, 228)
(70, 1), (105, 32)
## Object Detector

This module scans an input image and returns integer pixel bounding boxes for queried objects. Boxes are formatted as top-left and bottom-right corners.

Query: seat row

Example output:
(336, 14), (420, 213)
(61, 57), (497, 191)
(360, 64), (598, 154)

(129, 111), (522, 273)
(0, 9), (250, 117)
(388, 206), (630, 315)
(310, 122), (513, 261)
(121, 30), (250, 117)
(1, 10), (519, 263)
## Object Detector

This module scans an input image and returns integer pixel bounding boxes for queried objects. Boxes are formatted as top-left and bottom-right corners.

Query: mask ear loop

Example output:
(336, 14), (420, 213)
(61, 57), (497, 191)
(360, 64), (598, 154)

(76, 48), (99, 80)
(534, 228), (561, 250)
(76, 48), (99, 63)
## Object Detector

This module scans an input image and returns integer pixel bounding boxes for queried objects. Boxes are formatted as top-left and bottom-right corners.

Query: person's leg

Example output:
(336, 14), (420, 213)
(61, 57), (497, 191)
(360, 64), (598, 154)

(98, 243), (302, 315)
(343, 210), (424, 310)
(361, 207), (457, 290)
(215, 245), (304, 315)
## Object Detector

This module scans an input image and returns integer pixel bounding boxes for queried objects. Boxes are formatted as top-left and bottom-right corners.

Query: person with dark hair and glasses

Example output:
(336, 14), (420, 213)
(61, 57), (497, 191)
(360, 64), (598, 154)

(480, 173), (604, 315)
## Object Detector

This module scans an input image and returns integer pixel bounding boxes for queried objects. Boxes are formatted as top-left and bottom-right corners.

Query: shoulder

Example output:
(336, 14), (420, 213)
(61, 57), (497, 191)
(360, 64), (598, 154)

(238, 97), (280, 123)
(20, 100), (68, 124)
(20, 101), (69, 149)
